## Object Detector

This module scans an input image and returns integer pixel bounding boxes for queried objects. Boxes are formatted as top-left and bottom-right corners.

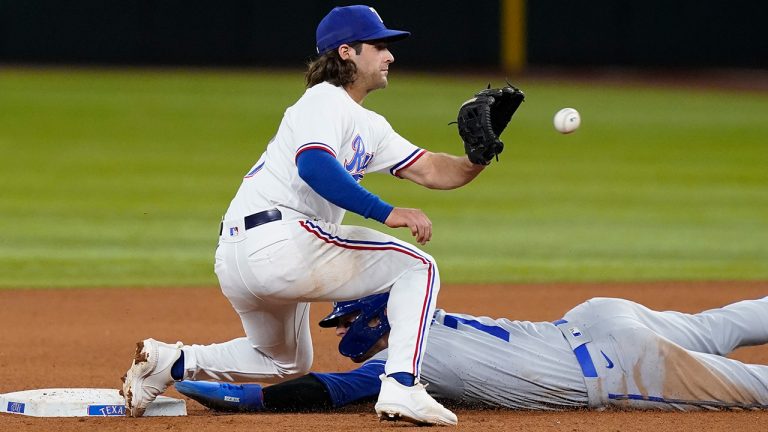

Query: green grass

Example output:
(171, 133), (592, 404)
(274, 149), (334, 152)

(1, 67), (767, 287)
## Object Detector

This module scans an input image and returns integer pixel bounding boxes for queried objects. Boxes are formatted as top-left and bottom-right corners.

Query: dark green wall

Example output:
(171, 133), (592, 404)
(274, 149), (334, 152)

(1, 0), (765, 69)
(527, 0), (768, 68)
(0, 0), (499, 68)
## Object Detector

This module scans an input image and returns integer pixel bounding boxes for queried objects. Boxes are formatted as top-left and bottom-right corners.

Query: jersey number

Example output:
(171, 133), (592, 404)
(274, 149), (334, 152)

(442, 315), (510, 342)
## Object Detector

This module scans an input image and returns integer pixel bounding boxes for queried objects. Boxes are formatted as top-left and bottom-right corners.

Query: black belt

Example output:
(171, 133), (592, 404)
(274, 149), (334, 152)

(219, 208), (282, 235)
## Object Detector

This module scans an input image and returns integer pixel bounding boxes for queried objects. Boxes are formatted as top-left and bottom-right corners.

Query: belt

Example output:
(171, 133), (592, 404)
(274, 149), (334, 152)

(553, 319), (597, 378)
(554, 319), (603, 408)
(219, 208), (282, 235)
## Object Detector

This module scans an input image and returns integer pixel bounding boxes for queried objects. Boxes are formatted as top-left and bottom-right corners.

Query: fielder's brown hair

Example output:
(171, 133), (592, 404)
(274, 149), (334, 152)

(305, 42), (363, 88)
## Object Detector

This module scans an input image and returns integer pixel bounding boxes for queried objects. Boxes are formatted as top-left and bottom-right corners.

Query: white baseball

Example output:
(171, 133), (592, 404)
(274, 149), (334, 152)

(553, 108), (581, 134)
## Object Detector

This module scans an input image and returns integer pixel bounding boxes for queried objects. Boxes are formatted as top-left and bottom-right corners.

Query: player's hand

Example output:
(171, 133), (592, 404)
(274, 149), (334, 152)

(385, 207), (432, 245)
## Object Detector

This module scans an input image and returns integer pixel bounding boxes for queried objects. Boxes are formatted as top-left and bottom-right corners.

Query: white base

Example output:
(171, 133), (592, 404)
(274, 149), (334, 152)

(0, 388), (186, 417)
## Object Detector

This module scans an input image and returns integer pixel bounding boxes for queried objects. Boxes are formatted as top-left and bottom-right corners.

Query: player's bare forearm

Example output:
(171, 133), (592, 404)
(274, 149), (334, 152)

(385, 207), (432, 245)
(399, 151), (485, 190)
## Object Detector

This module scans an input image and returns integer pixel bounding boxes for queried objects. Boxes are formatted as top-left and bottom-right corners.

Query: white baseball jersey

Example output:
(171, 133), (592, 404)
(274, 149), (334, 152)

(369, 297), (768, 410)
(224, 81), (423, 224)
(183, 82), (440, 384)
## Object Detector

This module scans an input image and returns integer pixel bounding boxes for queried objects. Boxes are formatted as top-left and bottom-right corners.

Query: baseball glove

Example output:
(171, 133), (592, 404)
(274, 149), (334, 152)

(456, 84), (525, 165)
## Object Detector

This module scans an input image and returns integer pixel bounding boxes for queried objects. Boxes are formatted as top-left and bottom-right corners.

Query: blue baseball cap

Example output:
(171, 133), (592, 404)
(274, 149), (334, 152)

(316, 5), (410, 54)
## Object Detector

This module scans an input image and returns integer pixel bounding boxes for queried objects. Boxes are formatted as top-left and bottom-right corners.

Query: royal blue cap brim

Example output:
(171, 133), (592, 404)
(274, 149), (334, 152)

(359, 29), (410, 43)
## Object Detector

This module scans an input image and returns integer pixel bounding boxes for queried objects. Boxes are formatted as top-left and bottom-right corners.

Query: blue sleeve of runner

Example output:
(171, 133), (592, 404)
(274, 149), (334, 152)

(310, 359), (385, 408)
(296, 148), (393, 223)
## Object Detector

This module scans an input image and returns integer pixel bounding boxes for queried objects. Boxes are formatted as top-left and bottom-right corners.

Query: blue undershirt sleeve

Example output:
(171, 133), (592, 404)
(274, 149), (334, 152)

(310, 359), (386, 408)
(296, 148), (394, 223)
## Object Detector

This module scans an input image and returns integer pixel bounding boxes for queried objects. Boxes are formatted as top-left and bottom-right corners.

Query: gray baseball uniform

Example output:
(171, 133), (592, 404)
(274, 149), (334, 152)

(368, 297), (768, 410)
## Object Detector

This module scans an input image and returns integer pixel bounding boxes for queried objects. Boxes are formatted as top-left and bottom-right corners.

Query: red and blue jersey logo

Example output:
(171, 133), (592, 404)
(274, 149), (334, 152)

(344, 135), (373, 182)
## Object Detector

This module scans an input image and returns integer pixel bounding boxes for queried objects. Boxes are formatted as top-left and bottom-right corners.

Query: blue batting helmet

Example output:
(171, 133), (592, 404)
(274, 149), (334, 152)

(319, 293), (390, 359)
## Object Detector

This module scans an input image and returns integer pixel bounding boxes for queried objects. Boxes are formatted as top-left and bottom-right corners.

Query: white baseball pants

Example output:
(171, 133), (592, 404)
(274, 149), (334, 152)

(182, 217), (438, 383)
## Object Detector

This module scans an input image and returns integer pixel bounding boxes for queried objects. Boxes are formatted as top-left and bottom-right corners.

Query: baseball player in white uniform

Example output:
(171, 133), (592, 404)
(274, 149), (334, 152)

(122, 5), (490, 426)
(176, 293), (768, 413)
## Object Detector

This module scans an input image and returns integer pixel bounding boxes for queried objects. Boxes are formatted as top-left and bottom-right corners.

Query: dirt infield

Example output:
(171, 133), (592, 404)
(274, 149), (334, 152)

(1, 281), (767, 431)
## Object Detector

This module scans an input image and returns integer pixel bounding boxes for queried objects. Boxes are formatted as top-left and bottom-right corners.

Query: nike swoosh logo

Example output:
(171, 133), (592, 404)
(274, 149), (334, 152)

(601, 350), (614, 369)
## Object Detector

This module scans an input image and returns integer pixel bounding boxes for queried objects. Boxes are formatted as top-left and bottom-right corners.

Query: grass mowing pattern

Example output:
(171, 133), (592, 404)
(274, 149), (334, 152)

(1, 68), (767, 287)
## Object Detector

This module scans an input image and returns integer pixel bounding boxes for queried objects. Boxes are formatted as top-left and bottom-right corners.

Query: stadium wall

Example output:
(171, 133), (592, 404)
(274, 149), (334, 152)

(0, 0), (765, 69)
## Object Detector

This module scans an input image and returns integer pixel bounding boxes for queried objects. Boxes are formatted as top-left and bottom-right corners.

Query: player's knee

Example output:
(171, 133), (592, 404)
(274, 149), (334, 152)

(403, 250), (440, 286)
(267, 342), (313, 377)
(274, 355), (312, 377)
(294, 352), (313, 375)
(421, 250), (436, 264)
(412, 251), (436, 272)
(422, 253), (439, 278)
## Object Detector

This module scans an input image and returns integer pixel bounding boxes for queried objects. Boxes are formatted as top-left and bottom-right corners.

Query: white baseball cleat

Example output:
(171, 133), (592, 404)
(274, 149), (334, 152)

(120, 338), (183, 417)
(374, 374), (458, 426)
